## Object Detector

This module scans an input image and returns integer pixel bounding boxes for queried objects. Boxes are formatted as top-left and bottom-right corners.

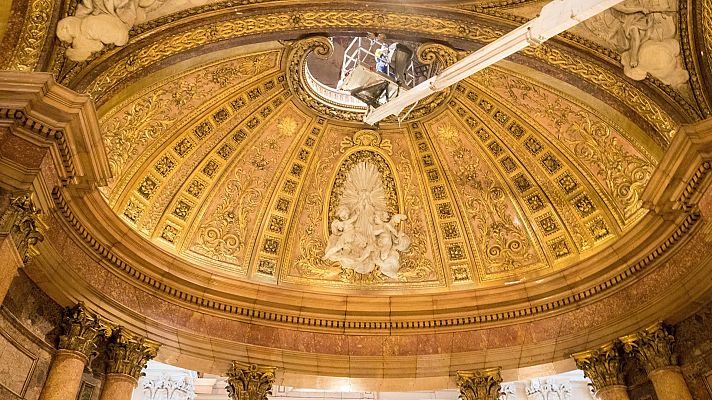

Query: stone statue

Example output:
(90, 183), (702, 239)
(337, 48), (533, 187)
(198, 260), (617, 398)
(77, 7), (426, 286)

(323, 161), (409, 278)
(585, 0), (688, 87)
(57, 0), (164, 61)
(56, 0), (216, 61)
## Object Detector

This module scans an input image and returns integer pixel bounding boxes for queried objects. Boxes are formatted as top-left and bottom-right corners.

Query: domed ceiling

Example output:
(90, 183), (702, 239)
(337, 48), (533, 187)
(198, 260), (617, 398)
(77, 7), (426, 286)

(97, 37), (660, 290)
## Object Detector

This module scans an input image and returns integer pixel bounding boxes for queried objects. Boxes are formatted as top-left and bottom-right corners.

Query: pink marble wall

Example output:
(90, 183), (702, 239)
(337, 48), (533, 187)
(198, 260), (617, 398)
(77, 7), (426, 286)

(0, 270), (60, 399)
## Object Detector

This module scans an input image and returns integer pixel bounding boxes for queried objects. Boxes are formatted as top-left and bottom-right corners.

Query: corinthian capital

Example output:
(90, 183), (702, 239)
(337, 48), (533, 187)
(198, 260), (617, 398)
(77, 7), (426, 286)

(58, 302), (109, 360)
(0, 192), (44, 264)
(572, 341), (626, 391)
(225, 362), (276, 400)
(456, 367), (503, 400)
(621, 321), (677, 373)
(105, 327), (160, 380)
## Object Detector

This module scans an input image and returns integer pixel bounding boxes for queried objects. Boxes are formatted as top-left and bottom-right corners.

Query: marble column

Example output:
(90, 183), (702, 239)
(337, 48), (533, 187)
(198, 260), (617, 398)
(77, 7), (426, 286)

(39, 303), (107, 400)
(225, 362), (277, 400)
(0, 192), (43, 303)
(99, 327), (160, 400)
(621, 322), (693, 400)
(456, 367), (503, 400)
(572, 342), (630, 400)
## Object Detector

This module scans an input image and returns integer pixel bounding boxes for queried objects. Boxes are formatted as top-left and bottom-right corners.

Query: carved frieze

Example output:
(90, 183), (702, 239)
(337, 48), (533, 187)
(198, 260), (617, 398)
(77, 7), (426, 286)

(105, 327), (160, 379)
(457, 367), (503, 400)
(225, 362), (276, 400)
(0, 192), (44, 264)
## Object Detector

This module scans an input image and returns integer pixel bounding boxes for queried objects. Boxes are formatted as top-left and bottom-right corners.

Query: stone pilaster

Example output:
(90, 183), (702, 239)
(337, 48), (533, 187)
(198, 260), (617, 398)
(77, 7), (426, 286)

(0, 191), (43, 302)
(39, 303), (109, 400)
(99, 327), (160, 400)
(225, 362), (277, 400)
(572, 342), (630, 400)
(621, 322), (693, 400)
(0, 191), (44, 263)
(456, 367), (502, 400)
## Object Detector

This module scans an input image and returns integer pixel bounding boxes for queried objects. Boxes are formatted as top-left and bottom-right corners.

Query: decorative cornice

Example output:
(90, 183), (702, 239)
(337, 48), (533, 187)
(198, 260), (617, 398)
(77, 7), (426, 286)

(0, 108), (75, 185)
(457, 367), (503, 400)
(572, 341), (626, 392)
(50, 184), (701, 332)
(105, 327), (160, 380)
(0, 191), (44, 264)
(225, 362), (276, 400)
(621, 322), (677, 374)
(58, 302), (111, 360)
(0, 72), (112, 189)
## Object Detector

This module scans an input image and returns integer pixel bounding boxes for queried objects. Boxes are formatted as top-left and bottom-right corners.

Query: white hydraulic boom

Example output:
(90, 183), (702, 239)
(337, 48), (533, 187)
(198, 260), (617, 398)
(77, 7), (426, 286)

(363, 0), (624, 125)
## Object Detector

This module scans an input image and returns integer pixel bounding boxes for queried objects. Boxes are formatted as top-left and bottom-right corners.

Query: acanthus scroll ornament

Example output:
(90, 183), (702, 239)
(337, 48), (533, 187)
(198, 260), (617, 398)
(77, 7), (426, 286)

(572, 341), (626, 392)
(225, 362), (276, 400)
(0, 192), (45, 264)
(457, 367), (503, 400)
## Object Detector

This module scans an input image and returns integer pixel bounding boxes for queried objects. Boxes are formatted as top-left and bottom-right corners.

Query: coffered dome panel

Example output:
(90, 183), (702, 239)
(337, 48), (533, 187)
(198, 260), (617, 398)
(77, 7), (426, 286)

(98, 40), (661, 291)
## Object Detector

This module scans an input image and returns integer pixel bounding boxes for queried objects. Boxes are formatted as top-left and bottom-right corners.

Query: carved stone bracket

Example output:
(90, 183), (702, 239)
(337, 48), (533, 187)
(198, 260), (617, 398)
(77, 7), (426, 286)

(58, 302), (111, 361)
(621, 321), (677, 374)
(572, 341), (626, 392)
(0, 192), (44, 264)
(225, 362), (276, 400)
(457, 367), (503, 400)
(105, 327), (160, 380)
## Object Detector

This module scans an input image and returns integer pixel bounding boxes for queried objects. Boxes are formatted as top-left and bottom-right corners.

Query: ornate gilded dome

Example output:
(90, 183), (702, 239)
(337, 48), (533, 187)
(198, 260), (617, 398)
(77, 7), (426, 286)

(98, 37), (658, 290)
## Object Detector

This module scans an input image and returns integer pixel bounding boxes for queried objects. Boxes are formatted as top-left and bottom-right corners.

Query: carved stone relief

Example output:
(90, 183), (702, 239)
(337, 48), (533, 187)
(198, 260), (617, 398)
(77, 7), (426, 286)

(141, 374), (196, 400)
(526, 379), (572, 400)
(291, 129), (438, 285)
(56, 0), (247, 61)
(323, 161), (410, 278)
(584, 0), (689, 87)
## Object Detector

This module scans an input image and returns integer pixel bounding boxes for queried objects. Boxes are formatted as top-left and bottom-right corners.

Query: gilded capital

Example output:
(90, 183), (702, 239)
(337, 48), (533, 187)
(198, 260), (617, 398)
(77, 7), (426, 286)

(105, 327), (160, 380)
(58, 302), (109, 360)
(572, 341), (626, 391)
(621, 321), (677, 373)
(225, 362), (276, 400)
(456, 367), (503, 400)
(0, 192), (44, 264)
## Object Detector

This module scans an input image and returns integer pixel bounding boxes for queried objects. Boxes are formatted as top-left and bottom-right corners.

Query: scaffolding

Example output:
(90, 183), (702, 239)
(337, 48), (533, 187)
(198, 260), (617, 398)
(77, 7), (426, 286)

(339, 37), (417, 88)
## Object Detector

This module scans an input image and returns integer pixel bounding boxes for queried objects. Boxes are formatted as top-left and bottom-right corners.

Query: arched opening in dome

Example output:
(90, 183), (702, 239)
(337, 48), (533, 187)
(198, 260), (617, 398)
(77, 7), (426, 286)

(305, 35), (433, 109)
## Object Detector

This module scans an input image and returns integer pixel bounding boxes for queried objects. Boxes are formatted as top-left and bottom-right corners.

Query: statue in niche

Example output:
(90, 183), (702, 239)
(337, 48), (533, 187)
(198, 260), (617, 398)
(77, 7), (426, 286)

(323, 161), (410, 278)
(585, 0), (689, 87)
